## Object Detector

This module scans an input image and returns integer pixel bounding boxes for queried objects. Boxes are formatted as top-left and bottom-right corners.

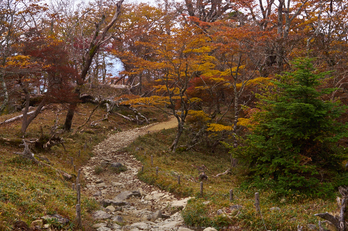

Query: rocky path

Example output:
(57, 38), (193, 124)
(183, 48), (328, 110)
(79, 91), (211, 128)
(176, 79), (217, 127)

(81, 118), (201, 231)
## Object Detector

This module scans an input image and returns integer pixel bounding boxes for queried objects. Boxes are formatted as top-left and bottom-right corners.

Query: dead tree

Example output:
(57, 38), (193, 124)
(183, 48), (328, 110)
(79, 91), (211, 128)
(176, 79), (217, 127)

(14, 140), (72, 180)
(315, 186), (348, 231)
(14, 139), (39, 163)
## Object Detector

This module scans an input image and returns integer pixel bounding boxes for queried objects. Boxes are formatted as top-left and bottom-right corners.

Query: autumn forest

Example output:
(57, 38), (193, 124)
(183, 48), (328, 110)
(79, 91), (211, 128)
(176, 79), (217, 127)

(2, 0), (348, 229)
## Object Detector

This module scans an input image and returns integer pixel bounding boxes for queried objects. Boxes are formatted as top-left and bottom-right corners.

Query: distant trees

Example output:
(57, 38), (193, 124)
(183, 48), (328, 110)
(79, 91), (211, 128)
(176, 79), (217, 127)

(0, 0), (48, 114)
(0, 0), (126, 134)
(5, 32), (77, 134)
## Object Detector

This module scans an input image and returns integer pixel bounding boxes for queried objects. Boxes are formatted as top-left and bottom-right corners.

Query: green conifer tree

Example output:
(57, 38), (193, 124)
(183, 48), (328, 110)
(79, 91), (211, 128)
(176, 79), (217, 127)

(236, 58), (348, 197)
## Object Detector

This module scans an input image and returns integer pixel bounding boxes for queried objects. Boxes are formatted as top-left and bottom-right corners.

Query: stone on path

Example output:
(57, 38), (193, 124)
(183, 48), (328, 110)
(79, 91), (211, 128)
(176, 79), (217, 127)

(102, 198), (128, 207)
(171, 197), (192, 210)
(92, 223), (107, 228)
(109, 223), (122, 229)
(111, 215), (124, 223)
(178, 228), (194, 231)
(160, 220), (184, 229)
(41, 214), (69, 225)
(106, 205), (115, 212)
(114, 190), (141, 201)
(130, 222), (150, 230)
(151, 210), (162, 221)
(96, 227), (112, 231)
(203, 228), (218, 231)
(93, 210), (112, 220)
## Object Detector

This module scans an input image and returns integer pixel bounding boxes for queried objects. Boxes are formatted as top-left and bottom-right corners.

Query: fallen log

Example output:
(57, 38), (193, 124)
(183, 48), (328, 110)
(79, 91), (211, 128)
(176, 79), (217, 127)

(0, 106), (48, 126)
(214, 168), (231, 178)
(14, 140), (72, 180)
(315, 186), (348, 231)
(115, 112), (134, 122)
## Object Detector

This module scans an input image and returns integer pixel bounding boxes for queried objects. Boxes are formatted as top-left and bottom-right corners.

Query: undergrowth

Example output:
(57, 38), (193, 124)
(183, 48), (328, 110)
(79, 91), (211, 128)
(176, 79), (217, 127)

(127, 128), (340, 231)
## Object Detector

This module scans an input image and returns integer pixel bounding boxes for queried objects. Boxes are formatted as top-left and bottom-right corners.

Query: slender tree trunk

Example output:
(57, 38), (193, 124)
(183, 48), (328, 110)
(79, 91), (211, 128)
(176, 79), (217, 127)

(170, 115), (184, 152)
(230, 86), (240, 167)
(20, 84), (47, 135)
(0, 73), (9, 113)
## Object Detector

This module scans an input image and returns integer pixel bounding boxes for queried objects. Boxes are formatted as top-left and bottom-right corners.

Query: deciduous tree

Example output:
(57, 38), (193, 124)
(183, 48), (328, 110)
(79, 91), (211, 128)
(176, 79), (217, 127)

(62, 0), (124, 131)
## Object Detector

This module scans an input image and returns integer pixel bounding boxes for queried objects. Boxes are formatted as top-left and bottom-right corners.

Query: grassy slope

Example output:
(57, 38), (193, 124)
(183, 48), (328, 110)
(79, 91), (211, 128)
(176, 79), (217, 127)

(0, 103), (166, 230)
(126, 129), (339, 231)
(0, 101), (340, 231)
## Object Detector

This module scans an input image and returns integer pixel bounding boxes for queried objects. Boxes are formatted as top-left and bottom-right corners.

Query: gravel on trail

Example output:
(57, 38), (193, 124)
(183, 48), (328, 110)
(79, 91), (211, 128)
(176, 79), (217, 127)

(80, 118), (206, 231)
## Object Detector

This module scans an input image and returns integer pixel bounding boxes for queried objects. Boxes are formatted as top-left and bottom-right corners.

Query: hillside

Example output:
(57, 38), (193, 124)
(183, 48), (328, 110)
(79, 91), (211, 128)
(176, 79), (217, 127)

(0, 102), (167, 230)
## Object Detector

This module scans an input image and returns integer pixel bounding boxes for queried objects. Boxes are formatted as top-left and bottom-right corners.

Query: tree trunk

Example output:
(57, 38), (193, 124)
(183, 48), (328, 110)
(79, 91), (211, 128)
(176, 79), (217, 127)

(170, 116), (184, 152)
(63, 0), (124, 131)
(64, 103), (77, 131)
(19, 80), (47, 135)
(0, 73), (9, 113)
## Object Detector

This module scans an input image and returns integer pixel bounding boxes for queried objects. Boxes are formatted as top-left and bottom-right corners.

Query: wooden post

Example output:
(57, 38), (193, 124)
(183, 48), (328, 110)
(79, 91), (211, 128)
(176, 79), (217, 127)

(141, 166), (144, 172)
(255, 192), (260, 213)
(76, 169), (81, 185)
(229, 189), (233, 202)
(200, 181), (203, 197)
(151, 155), (153, 166)
(77, 184), (81, 204)
(178, 175), (180, 185)
(70, 157), (73, 166)
(72, 183), (75, 190)
(76, 204), (81, 227)
(156, 166), (159, 177)
(78, 150), (81, 157)
(74, 165), (76, 172)
(76, 183), (82, 227)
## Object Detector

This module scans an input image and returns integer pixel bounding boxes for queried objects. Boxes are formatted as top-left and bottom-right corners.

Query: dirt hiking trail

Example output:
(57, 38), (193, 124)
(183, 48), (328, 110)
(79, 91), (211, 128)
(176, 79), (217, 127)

(81, 117), (200, 231)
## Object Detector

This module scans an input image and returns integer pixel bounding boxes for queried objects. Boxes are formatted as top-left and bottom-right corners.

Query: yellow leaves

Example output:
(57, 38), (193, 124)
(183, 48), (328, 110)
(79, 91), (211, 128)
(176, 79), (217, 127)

(5, 55), (35, 68)
(206, 123), (233, 132)
(121, 96), (169, 107)
(237, 118), (251, 127)
(235, 77), (271, 88)
(188, 97), (202, 103)
(219, 65), (245, 77)
(187, 110), (210, 122)
(197, 62), (215, 72)
(195, 86), (210, 90)
(155, 85), (180, 95)
(247, 77), (271, 86)
(185, 46), (212, 54)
